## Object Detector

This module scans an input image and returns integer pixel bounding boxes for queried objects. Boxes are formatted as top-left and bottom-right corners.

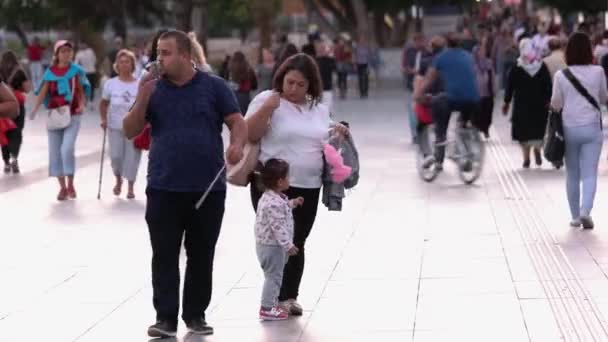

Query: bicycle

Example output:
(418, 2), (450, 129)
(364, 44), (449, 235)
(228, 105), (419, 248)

(416, 119), (485, 185)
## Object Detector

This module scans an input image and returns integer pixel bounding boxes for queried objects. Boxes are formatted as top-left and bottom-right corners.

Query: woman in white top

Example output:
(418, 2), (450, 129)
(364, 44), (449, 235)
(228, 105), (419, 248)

(246, 53), (348, 316)
(550, 32), (608, 229)
(99, 49), (141, 199)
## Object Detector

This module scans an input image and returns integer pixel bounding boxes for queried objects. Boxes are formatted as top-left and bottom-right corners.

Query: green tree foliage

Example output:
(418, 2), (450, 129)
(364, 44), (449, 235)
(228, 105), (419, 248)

(534, 0), (606, 14)
(207, 0), (253, 37)
(0, 0), (167, 46)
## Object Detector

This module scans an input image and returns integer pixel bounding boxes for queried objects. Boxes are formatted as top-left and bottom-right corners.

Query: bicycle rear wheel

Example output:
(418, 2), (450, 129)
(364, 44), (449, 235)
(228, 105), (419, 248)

(416, 124), (440, 182)
(456, 127), (485, 185)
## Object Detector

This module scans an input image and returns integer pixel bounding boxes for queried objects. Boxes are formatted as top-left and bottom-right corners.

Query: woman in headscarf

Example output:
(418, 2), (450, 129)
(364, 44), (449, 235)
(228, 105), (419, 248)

(502, 38), (552, 169)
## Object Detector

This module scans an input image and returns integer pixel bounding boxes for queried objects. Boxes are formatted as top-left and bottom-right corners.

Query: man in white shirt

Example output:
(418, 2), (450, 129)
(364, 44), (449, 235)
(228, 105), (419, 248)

(75, 42), (98, 108)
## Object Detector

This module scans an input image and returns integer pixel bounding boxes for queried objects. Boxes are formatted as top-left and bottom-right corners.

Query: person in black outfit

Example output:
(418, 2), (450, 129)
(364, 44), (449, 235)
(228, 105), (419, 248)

(271, 43), (298, 80)
(502, 38), (552, 168)
(0, 51), (30, 173)
(302, 32), (320, 58)
(123, 30), (247, 339)
(315, 42), (337, 113)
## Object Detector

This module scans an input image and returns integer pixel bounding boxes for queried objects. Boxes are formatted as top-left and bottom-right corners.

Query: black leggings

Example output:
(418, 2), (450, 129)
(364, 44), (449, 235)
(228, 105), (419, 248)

(2, 104), (25, 163)
(250, 183), (320, 301)
(86, 73), (98, 102)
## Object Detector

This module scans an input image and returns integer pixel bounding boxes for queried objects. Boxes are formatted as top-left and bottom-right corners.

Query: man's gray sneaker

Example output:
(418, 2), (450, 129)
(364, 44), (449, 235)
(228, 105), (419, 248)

(147, 320), (177, 338)
(186, 318), (214, 335)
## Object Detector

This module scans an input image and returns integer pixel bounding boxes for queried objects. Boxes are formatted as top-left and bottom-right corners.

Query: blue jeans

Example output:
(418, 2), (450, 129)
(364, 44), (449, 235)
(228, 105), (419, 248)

(48, 115), (81, 177)
(564, 123), (603, 220)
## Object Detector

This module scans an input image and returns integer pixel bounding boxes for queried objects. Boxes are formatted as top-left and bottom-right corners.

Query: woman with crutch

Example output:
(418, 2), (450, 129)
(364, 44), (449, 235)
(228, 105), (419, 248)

(99, 49), (141, 199)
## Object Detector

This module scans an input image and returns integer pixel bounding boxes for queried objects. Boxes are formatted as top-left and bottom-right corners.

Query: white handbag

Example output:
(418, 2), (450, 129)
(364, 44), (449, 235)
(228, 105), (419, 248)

(227, 141), (260, 186)
(47, 78), (75, 130)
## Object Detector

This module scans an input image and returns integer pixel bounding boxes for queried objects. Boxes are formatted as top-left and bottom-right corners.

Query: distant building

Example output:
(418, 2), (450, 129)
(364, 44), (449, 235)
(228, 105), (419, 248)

(282, 0), (306, 16)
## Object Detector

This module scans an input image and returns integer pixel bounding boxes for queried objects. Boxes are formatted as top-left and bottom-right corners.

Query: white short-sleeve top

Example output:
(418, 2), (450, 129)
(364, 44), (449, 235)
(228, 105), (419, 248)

(246, 90), (332, 188)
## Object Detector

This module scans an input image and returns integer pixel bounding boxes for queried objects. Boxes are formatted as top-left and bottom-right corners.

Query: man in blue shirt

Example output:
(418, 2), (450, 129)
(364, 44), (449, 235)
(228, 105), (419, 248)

(415, 32), (481, 168)
(124, 30), (246, 338)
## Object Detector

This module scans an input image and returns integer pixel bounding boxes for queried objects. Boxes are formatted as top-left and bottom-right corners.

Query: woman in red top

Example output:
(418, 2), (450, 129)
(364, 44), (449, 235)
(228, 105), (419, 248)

(334, 36), (354, 99)
(30, 40), (90, 201)
(0, 51), (31, 174)
(228, 51), (258, 114)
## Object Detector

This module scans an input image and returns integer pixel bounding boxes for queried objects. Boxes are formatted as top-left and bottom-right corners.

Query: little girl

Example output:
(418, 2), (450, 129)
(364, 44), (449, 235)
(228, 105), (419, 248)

(254, 158), (303, 321)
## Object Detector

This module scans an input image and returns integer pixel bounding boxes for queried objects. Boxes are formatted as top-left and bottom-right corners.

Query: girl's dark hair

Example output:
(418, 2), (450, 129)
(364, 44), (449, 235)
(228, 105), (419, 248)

(566, 32), (593, 66)
(148, 29), (169, 62)
(272, 53), (323, 106)
(0, 51), (21, 83)
(229, 51), (252, 83)
(262, 159), (290, 189)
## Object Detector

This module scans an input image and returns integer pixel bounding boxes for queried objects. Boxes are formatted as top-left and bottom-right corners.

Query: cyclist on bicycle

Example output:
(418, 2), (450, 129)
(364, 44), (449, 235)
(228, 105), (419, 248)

(414, 32), (481, 170)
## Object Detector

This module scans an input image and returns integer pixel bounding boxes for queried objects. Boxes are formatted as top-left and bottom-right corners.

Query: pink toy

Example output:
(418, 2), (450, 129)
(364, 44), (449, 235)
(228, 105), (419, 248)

(324, 143), (352, 183)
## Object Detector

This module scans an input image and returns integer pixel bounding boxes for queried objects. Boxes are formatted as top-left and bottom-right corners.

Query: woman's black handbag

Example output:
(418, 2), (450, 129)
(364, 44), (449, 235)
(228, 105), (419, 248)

(544, 110), (565, 163)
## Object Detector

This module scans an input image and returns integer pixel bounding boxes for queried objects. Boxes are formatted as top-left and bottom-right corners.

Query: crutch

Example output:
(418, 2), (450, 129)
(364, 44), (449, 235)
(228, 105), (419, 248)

(97, 128), (107, 200)
(195, 164), (226, 210)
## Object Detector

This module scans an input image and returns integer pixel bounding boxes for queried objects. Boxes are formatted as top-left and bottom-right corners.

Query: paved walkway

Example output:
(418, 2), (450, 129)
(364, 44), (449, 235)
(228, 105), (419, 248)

(2, 86), (608, 341)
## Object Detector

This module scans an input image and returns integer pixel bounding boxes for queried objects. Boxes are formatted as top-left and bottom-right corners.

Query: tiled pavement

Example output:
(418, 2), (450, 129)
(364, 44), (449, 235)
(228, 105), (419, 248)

(2, 86), (608, 341)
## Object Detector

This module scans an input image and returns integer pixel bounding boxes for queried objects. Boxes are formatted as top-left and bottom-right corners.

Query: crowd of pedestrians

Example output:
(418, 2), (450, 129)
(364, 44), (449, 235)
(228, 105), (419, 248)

(0, 26), (361, 337)
(407, 9), (608, 229)
(4, 5), (608, 339)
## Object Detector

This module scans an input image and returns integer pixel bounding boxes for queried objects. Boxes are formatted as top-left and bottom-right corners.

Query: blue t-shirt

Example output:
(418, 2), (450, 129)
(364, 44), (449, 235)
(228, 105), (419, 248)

(146, 71), (240, 192)
(432, 48), (480, 103)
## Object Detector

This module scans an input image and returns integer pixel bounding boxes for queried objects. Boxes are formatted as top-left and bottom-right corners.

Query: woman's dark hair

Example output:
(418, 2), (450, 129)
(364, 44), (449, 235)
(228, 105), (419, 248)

(272, 53), (323, 106)
(219, 55), (231, 80)
(262, 158), (290, 189)
(148, 29), (169, 62)
(0, 51), (21, 83)
(566, 32), (593, 66)
(229, 51), (251, 83)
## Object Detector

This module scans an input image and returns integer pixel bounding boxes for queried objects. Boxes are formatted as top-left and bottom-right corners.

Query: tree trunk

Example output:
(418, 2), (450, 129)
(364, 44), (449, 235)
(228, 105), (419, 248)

(7, 23), (29, 49)
(318, 0), (355, 33)
(175, 0), (194, 32)
(372, 9), (385, 47)
(199, 0), (209, 53)
(302, 0), (338, 36)
(110, 17), (127, 42)
(192, 0), (209, 53)
(251, 0), (275, 49)
(350, 0), (370, 41)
